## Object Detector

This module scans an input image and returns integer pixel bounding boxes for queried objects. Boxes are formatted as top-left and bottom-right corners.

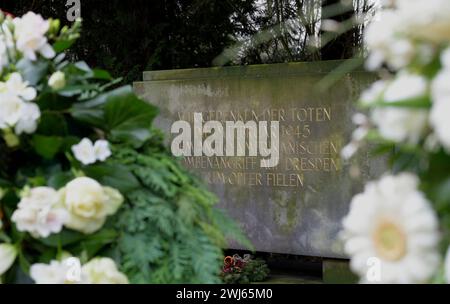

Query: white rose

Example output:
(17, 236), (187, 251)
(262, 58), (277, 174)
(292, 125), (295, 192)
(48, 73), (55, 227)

(58, 177), (123, 234)
(48, 71), (66, 90)
(15, 102), (41, 135)
(72, 138), (112, 165)
(0, 91), (25, 128)
(11, 187), (68, 238)
(372, 107), (428, 144)
(82, 258), (128, 284)
(0, 243), (17, 275)
(72, 138), (96, 165)
(30, 257), (85, 284)
(13, 12), (55, 61)
(5, 72), (37, 101)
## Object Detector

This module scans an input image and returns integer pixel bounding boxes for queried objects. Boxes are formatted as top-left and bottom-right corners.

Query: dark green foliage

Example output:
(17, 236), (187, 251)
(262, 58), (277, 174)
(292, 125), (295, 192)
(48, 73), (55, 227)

(2, 0), (367, 82)
(109, 142), (252, 283)
(2, 0), (256, 82)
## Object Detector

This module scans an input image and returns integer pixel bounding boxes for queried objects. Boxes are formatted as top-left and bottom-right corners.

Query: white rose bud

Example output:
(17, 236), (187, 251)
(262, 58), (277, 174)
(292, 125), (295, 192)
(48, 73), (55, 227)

(48, 71), (66, 90)
(72, 138), (96, 165)
(0, 244), (18, 275)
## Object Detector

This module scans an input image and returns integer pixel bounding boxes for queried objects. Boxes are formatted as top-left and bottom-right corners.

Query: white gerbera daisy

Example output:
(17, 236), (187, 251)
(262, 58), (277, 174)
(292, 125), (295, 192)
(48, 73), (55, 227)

(342, 173), (440, 284)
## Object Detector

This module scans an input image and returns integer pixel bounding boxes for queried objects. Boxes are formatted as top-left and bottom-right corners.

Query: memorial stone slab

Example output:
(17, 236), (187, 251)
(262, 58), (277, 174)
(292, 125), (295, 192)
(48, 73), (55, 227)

(134, 60), (382, 258)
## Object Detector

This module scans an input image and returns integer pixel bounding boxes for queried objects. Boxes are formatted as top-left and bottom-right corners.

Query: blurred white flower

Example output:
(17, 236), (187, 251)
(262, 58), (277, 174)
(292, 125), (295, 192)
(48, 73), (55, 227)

(72, 138), (96, 165)
(430, 100), (450, 151)
(48, 71), (66, 90)
(0, 37), (8, 73)
(93, 140), (112, 161)
(441, 48), (450, 68)
(352, 113), (369, 126)
(445, 247), (450, 283)
(82, 258), (128, 284)
(5, 72), (37, 101)
(341, 113), (370, 160)
(365, 11), (414, 70)
(58, 177), (123, 234)
(72, 138), (112, 165)
(0, 243), (17, 275)
(431, 69), (450, 103)
(13, 12), (55, 61)
(430, 67), (450, 150)
(12, 187), (68, 238)
(360, 80), (387, 105)
(372, 107), (428, 144)
(342, 173), (440, 283)
(384, 73), (427, 102)
(30, 257), (85, 284)
(15, 102), (41, 135)
(352, 127), (369, 142)
(397, 0), (450, 44)
(341, 142), (359, 160)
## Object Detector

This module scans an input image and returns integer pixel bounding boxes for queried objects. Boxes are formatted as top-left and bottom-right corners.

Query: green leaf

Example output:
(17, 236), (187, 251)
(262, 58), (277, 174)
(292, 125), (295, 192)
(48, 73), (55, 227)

(48, 171), (74, 189)
(83, 163), (140, 193)
(104, 95), (159, 147)
(37, 112), (68, 136)
(75, 229), (118, 258)
(57, 84), (99, 97)
(16, 58), (49, 86)
(369, 95), (432, 109)
(36, 92), (72, 111)
(31, 135), (64, 159)
(40, 229), (85, 247)
(91, 69), (113, 80)
(53, 39), (75, 53)
(70, 86), (159, 147)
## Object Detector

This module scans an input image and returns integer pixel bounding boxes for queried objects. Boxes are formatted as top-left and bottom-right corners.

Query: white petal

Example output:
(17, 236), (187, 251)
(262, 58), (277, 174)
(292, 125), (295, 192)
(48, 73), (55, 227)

(39, 43), (55, 59)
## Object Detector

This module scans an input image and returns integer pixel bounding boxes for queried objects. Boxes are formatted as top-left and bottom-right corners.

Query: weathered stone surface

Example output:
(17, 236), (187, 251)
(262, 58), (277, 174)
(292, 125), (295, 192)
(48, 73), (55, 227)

(134, 60), (382, 258)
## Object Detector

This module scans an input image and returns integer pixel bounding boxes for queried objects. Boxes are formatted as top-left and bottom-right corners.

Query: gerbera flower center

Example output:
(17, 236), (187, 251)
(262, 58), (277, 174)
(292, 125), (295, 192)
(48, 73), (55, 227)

(373, 219), (407, 261)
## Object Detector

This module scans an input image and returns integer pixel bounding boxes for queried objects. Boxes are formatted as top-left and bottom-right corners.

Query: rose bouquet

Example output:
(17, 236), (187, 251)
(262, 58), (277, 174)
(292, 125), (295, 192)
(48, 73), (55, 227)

(341, 0), (450, 283)
(0, 11), (250, 284)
